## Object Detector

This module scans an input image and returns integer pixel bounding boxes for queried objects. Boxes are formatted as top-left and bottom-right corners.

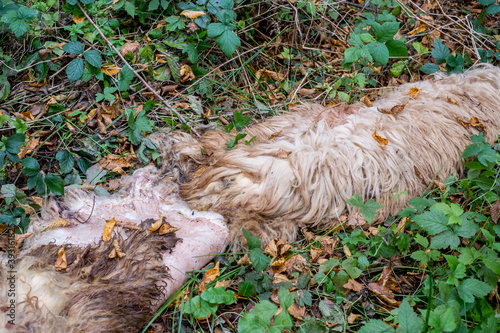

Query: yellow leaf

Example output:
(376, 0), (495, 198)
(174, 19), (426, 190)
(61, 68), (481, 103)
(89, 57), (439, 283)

(180, 10), (206, 19)
(103, 218), (117, 241)
(100, 65), (122, 76)
(73, 15), (85, 24)
(55, 246), (67, 270)
(408, 87), (420, 99)
(372, 129), (388, 147)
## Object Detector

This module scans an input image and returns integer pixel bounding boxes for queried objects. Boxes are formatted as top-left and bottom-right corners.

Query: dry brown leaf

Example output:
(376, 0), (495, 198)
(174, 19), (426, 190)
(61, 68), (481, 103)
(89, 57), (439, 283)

(98, 154), (132, 175)
(103, 218), (117, 241)
(297, 88), (316, 96)
(42, 217), (71, 232)
(343, 244), (352, 258)
(276, 148), (291, 159)
(458, 116), (486, 133)
(180, 64), (195, 83)
(310, 245), (323, 263)
(187, 22), (199, 32)
(343, 279), (364, 292)
(120, 42), (140, 56)
(360, 96), (372, 107)
(268, 129), (283, 141)
(199, 261), (220, 292)
(109, 239), (126, 258)
(367, 282), (400, 307)
(265, 238), (293, 257)
(101, 65), (121, 76)
(447, 97), (460, 105)
(372, 129), (388, 148)
(55, 246), (67, 271)
(26, 78), (47, 88)
(73, 15), (85, 24)
(408, 87), (420, 99)
(287, 302), (306, 320)
(255, 69), (285, 82)
(396, 217), (408, 233)
(173, 102), (191, 109)
(180, 10), (206, 19)
(237, 253), (251, 265)
(491, 201), (500, 224)
(347, 212), (368, 228)
(408, 23), (427, 35)
(159, 222), (180, 235)
(347, 313), (362, 324)
(148, 217), (163, 232)
(18, 138), (39, 159)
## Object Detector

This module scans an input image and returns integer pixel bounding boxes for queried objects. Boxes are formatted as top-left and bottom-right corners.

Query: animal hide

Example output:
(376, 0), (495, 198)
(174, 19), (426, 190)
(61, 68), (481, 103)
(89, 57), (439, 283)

(153, 65), (500, 246)
(0, 166), (228, 332)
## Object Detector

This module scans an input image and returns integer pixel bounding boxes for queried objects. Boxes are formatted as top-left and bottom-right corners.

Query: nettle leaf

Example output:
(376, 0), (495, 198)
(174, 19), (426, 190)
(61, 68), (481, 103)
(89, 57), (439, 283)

(386, 39), (408, 58)
(457, 278), (493, 303)
(432, 38), (450, 64)
(183, 44), (199, 63)
(183, 295), (217, 318)
(45, 174), (64, 195)
(413, 209), (449, 235)
(63, 41), (84, 55)
(83, 50), (102, 68)
(249, 248), (271, 271)
(372, 21), (400, 43)
(368, 42), (389, 65)
(394, 300), (423, 333)
(201, 287), (237, 305)
(21, 157), (41, 177)
(358, 319), (395, 333)
(66, 58), (84, 82)
(56, 150), (74, 174)
(215, 30), (240, 56)
(207, 22), (225, 37)
(118, 65), (134, 91)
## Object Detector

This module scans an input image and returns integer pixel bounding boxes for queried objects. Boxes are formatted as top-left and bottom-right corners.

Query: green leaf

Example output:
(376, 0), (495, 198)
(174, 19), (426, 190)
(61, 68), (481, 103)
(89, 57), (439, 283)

(358, 319), (395, 333)
(238, 281), (257, 297)
(386, 39), (408, 58)
(183, 44), (199, 63)
(419, 63), (440, 74)
(431, 38), (450, 63)
(457, 278), (493, 303)
(413, 209), (449, 235)
(347, 193), (364, 207)
(479, 0), (496, 5)
(372, 22), (400, 43)
(5, 133), (26, 155)
(249, 248), (271, 271)
(343, 47), (361, 64)
(395, 300), (423, 333)
(56, 150), (74, 174)
(411, 250), (429, 264)
(207, 22), (225, 37)
(166, 15), (185, 31)
(45, 174), (64, 195)
(21, 157), (40, 177)
(148, 0), (159, 10)
(368, 42), (390, 65)
(201, 287), (237, 305)
(359, 33), (375, 43)
(62, 41), (84, 55)
(134, 111), (153, 132)
(215, 30), (241, 57)
(124, 1), (135, 17)
(83, 50), (102, 68)
(118, 65), (134, 91)
(273, 310), (293, 332)
(17, 6), (38, 20)
(486, 5), (500, 14)
(242, 228), (261, 249)
(238, 300), (277, 333)
(359, 199), (384, 223)
(430, 230), (459, 249)
(66, 58), (84, 82)
(428, 306), (458, 332)
(183, 295), (217, 318)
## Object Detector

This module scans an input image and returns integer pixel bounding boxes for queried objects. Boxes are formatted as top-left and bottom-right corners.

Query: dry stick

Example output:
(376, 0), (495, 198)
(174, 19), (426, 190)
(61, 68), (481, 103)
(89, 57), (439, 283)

(76, 3), (201, 137)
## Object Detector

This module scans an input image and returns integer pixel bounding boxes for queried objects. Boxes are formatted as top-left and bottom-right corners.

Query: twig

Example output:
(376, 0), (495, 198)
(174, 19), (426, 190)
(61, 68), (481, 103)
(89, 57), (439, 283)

(76, 3), (201, 137)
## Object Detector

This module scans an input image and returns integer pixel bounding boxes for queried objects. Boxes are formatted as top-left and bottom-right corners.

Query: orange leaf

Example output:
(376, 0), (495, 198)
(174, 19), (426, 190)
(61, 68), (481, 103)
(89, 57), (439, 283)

(55, 246), (67, 270)
(103, 218), (117, 241)
(372, 129), (388, 147)
(101, 65), (121, 76)
(408, 87), (420, 99)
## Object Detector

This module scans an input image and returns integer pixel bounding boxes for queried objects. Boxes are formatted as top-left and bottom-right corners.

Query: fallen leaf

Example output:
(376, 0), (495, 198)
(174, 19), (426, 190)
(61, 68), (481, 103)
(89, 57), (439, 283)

(408, 23), (427, 35)
(148, 217), (163, 232)
(458, 116), (486, 133)
(408, 87), (420, 99)
(372, 129), (388, 148)
(18, 138), (39, 159)
(255, 69), (285, 82)
(109, 239), (126, 258)
(180, 64), (195, 83)
(101, 65), (121, 76)
(276, 148), (291, 159)
(55, 246), (67, 270)
(297, 88), (316, 96)
(180, 10), (206, 19)
(347, 313), (362, 324)
(159, 222), (180, 235)
(237, 253), (251, 265)
(103, 218), (117, 241)
(343, 279), (364, 292)
(447, 97), (459, 105)
(268, 129), (283, 141)
(491, 201), (500, 224)
(73, 15), (85, 24)
(98, 154), (132, 175)
(360, 96), (372, 107)
(310, 245), (323, 263)
(367, 282), (400, 307)
(120, 41), (140, 56)
(42, 217), (71, 232)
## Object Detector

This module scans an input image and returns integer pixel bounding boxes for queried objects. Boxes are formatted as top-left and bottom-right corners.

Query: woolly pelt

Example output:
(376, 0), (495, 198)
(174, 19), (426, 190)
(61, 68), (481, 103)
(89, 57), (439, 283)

(153, 65), (500, 245)
(0, 166), (228, 332)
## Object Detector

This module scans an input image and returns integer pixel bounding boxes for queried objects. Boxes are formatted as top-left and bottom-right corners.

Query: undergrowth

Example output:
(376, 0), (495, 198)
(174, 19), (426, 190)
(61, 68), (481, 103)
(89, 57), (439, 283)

(0, 0), (499, 332)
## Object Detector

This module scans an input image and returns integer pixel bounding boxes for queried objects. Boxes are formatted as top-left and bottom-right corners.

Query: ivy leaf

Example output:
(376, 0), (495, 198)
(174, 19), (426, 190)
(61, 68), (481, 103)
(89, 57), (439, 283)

(45, 174), (64, 196)
(83, 50), (102, 68)
(215, 30), (240, 57)
(201, 287), (237, 305)
(432, 38), (450, 64)
(21, 157), (41, 177)
(62, 41), (84, 55)
(56, 150), (74, 174)
(66, 58), (84, 82)
(368, 42), (389, 65)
